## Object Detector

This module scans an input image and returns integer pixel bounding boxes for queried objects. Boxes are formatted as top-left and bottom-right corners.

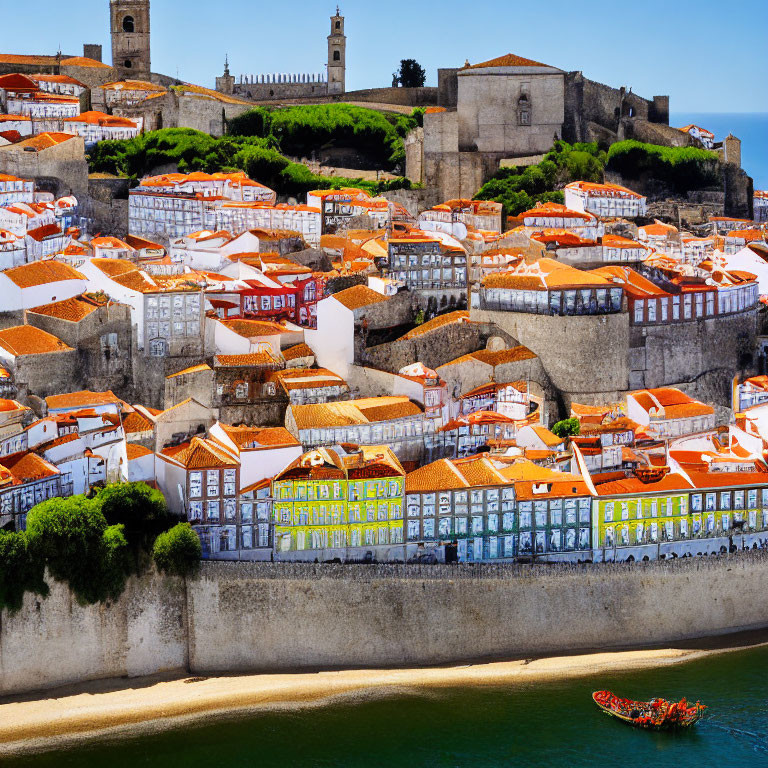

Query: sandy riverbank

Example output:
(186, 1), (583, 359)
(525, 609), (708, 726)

(1, 633), (765, 756)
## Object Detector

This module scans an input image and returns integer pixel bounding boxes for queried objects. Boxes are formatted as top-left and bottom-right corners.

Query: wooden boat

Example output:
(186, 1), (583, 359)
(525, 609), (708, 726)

(593, 690), (706, 730)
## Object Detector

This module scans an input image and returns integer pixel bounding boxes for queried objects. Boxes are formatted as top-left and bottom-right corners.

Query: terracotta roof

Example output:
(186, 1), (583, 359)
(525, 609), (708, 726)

(8, 132), (77, 151)
(528, 425), (563, 447)
(220, 319), (287, 338)
(0, 326), (72, 357)
(102, 79), (166, 92)
(60, 56), (111, 69)
(63, 111), (137, 127)
(160, 436), (238, 469)
(292, 396), (422, 431)
(283, 343), (315, 361)
(122, 411), (155, 434)
(3, 261), (84, 289)
(173, 83), (252, 106)
(401, 311), (471, 340)
(214, 353), (282, 367)
(595, 472), (692, 495)
(1, 451), (59, 484)
(28, 295), (105, 322)
(46, 390), (122, 411)
(463, 53), (551, 70)
(217, 424), (300, 451)
(166, 363), (212, 379)
(441, 345), (537, 369)
(273, 368), (347, 392)
(126, 443), (154, 460)
(332, 285), (389, 311)
(406, 456), (508, 492)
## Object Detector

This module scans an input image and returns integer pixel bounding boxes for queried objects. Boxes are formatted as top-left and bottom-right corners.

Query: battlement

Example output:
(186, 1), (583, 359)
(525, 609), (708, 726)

(238, 72), (327, 85)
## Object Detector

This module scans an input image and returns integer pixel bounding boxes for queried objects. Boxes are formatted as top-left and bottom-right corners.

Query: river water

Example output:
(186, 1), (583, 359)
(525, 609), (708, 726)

(6, 645), (768, 768)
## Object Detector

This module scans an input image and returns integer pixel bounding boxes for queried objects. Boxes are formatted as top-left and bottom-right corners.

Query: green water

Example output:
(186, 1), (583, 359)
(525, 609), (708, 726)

(7, 646), (768, 768)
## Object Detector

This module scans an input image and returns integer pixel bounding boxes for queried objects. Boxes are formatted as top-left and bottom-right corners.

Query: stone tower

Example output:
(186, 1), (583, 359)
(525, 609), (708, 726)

(215, 56), (235, 96)
(111, 0), (151, 82)
(327, 7), (346, 95)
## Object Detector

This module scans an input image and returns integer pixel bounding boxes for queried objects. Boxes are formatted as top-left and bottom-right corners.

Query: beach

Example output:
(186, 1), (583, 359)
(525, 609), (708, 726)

(2, 631), (766, 757)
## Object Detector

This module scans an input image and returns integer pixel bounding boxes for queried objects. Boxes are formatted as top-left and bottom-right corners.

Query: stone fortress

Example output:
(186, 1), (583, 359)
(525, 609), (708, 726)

(216, 8), (347, 100)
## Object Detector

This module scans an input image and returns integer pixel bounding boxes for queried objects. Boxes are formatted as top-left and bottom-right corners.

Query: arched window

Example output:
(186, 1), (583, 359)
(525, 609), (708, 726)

(122, 15), (135, 33)
(333, 50), (341, 62)
(124, 60), (132, 69)
(335, 20), (341, 29)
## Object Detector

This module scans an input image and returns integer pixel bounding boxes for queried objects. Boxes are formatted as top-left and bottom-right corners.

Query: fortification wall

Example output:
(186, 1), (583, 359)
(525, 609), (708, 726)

(0, 572), (188, 696)
(3, 554), (768, 696)
(472, 309), (631, 407)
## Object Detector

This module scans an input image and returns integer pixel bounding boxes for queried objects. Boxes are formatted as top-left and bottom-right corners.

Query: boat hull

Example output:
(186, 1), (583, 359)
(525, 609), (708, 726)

(592, 690), (706, 730)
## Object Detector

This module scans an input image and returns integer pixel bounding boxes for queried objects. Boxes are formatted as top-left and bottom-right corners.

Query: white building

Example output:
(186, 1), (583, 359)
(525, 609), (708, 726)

(0, 260), (86, 311)
(60, 111), (142, 147)
(679, 124), (715, 150)
(564, 181), (647, 219)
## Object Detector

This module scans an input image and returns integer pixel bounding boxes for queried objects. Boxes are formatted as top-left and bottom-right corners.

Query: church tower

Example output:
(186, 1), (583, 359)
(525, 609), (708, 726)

(111, 0), (151, 82)
(327, 7), (346, 95)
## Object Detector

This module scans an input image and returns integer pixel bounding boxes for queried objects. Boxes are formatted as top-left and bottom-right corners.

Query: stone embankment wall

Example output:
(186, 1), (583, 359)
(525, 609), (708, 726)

(3, 553), (768, 696)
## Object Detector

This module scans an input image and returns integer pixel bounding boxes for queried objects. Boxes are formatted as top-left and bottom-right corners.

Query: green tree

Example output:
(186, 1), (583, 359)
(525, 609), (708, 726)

(0, 531), (48, 613)
(153, 524), (202, 578)
(26, 497), (131, 605)
(395, 59), (427, 88)
(551, 418), (581, 439)
(95, 482), (174, 570)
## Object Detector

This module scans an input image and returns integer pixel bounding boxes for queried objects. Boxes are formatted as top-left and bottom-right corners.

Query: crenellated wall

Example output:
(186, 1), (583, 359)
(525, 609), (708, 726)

(3, 553), (768, 696)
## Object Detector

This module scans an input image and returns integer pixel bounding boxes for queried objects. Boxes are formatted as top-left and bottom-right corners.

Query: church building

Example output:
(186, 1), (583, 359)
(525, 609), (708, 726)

(110, 0), (152, 82)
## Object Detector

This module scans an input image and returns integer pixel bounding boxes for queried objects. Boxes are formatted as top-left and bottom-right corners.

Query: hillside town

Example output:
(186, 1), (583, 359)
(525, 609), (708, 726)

(0, 1), (767, 573)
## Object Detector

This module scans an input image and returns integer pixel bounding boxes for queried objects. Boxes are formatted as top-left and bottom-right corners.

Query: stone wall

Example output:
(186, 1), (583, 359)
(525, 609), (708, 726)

(4, 553), (768, 695)
(361, 320), (503, 374)
(473, 307), (758, 414)
(0, 571), (187, 696)
(0, 137), (89, 198)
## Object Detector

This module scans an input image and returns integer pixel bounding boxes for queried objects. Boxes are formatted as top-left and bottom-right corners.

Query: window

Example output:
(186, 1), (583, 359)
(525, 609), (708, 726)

(634, 300), (644, 323)
(149, 338), (166, 357)
(122, 15), (135, 32)
(235, 381), (248, 400)
(333, 50), (341, 61)
(124, 60), (132, 69)
(207, 470), (220, 498)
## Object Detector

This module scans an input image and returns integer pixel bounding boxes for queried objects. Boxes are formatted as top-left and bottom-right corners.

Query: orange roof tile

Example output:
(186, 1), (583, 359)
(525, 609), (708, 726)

(28, 295), (105, 322)
(282, 343), (315, 361)
(401, 311), (471, 340)
(463, 53), (551, 70)
(3, 261), (84, 289)
(160, 436), (238, 469)
(0, 326), (72, 357)
(46, 390), (122, 410)
(126, 443), (154, 460)
(332, 285), (389, 311)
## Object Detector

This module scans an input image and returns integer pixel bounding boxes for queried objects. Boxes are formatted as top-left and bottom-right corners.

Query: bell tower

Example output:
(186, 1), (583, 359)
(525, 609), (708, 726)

(111, 0), (152, 82)
(327, 7), (346, 95)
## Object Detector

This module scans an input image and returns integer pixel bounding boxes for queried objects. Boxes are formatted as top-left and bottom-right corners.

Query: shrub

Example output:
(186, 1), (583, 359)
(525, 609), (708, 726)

(0, 531), (47, 613)
(227, 104), (412, 170)
(95, 482), (173, 569)
(474, 140), (601, 218)
(25, 496), (131, 605)
(606, 140), (719, 193)
(551, 418), (581, 439)
(153, 524), (202, 578)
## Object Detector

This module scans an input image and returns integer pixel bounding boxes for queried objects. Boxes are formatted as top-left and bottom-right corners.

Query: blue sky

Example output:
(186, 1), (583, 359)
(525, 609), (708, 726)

(6, 0), (768, 113)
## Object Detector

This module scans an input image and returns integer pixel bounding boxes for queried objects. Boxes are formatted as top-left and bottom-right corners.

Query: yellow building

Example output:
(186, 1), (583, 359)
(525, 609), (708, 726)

(272, 444), (405, 558)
